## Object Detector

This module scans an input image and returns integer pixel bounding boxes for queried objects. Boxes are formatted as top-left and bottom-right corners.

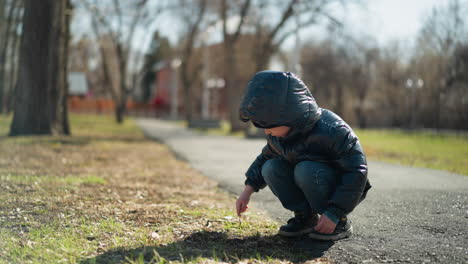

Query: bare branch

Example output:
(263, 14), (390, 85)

(232, 0), (251, 42)
(112, 0), (123, 41)
(124, 0), (149, 58)
(182, 0), (207, 60)
(275, 3), (342, 48)
(221, 0), (227, 39)
(80, 0), (118, 42)
(90, 15), (118, 102)
(267, 0), (298, 43)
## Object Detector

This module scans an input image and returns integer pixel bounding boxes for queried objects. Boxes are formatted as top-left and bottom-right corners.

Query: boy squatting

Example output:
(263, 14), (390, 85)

(236, 71), (372, 241)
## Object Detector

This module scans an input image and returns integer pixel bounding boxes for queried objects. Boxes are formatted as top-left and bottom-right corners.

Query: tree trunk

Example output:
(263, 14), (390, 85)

(0, 0), (4, 36)
(354, 85), (368, 128)
(10, 0), (70, 136)
(115, 103), (125, 123)
(334, 83), (344, 118)
(92, 17), (118, 117)
(220, 0), (251, 131)
(0, 0), (5, 113)
(181, 62), (193, 122)
(0, 1), (17, 114)
(6, 3), (22, 113)
(49, 0), (71, 135)
(177, 0), (206, 123)
(355, 104), (367, 128)
(115, 42), (127, 124)
(61, 0), (72, 134)
(224, 42), (245, 132)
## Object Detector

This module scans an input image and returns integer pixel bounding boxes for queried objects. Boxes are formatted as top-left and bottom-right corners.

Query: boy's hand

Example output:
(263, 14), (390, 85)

(236, 195), (249, 216)
(314, 214), (337, 234)
(236, 185), (255, 216)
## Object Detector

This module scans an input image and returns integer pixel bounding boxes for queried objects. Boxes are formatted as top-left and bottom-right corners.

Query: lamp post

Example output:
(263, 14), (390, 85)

(201, 26), (215, 120)
(206, 78), (225, 119)
(405, 77), (424, 128)
(170, 58), (181, 119)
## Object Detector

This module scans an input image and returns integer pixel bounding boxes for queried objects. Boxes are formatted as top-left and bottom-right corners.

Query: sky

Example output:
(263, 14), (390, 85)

(72, 0), (452, 59)
(341, 0), (444, 46)
(279, 0), (449, 52)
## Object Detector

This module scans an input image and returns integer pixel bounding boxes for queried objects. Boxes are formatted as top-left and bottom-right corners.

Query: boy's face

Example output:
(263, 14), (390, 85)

(264, 126), (291, 137)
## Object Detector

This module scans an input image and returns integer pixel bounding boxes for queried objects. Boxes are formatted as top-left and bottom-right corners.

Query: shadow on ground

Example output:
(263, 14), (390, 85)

(80, 231), (334, 263)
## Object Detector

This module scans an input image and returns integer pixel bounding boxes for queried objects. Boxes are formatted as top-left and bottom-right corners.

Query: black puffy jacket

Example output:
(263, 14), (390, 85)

(239, 71), (371, 219)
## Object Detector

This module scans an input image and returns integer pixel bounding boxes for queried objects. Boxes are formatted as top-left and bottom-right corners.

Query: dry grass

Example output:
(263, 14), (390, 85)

(0, 114), (331, 264)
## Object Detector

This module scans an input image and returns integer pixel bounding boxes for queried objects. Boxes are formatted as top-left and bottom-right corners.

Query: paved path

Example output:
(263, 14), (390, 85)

(137, 118), (468, 263)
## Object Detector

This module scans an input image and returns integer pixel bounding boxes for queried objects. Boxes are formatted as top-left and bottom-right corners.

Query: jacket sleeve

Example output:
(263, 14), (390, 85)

(245, 144), (278, 192)
(324, 125), (369, 222)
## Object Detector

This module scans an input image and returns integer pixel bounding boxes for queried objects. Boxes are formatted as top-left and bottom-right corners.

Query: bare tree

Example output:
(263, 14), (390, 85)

(377, 43), (409, 127)
(301, 32), (386, 128)
(250, 0), (342, 72)
(54, 0), (72, 134)
(414, 0), (467, 129)
(220, 0), (251, 131)
(178, 0), (208, 122)
(10, 0), (72, 136)
(300, 39), (349, 118)
(445, 43), (468, 129)
(81, 0), (155, 123)
(342, 34), (379, 128)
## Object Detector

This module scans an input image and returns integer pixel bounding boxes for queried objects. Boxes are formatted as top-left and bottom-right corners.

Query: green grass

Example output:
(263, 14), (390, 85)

(0, 114), (142, 138)
(0, 217), (149, 264)
(356, 129), (468, 175)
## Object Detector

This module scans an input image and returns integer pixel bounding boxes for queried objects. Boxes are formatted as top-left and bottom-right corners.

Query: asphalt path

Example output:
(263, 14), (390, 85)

(137, 118), (468, 263)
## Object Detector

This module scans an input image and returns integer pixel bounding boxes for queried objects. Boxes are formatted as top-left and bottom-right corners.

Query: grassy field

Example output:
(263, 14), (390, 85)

(0, 114), (330, 264)
(355, 129), (468, 175)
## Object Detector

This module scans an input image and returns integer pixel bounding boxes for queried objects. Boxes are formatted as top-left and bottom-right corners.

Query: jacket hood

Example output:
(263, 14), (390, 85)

(239, 71), (322, 131)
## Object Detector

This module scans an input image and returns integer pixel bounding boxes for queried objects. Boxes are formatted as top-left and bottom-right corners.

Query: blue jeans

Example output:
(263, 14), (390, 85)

(262, 158), (338, 216)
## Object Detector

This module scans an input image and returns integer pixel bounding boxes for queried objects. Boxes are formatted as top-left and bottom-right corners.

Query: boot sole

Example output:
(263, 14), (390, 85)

(278, 227), (315, 237)
(308, 226), (353, 241)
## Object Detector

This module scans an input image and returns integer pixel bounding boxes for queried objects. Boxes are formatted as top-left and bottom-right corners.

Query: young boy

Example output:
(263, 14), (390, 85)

(236, 71), (371, 241)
